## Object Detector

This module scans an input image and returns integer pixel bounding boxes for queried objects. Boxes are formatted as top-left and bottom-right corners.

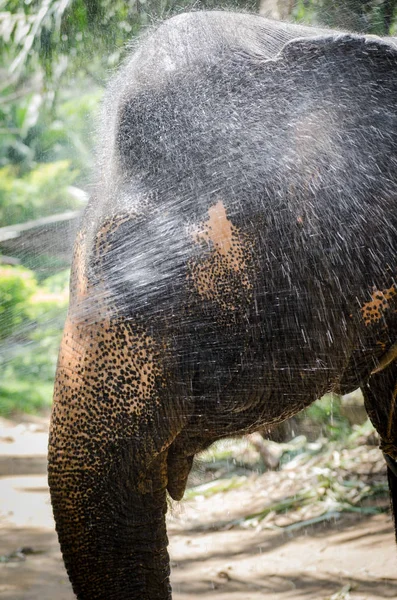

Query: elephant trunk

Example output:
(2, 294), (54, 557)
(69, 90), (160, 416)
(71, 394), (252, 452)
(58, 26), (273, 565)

(48, 447), (172, 599)
(48, 315), (176, 599)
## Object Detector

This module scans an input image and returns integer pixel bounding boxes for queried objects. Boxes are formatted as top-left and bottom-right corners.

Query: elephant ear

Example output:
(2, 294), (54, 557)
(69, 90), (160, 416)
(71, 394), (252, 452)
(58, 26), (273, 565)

(258, 33), (397, 222)
(273, 33), (397, 105)
(116, 31), (397, 192)
(279, 32), (396, 57)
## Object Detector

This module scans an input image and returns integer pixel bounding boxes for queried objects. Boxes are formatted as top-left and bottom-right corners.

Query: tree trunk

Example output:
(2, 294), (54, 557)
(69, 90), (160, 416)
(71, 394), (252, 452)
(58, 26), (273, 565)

(383, 0), (397, 34)
(259, 0), (294, 19)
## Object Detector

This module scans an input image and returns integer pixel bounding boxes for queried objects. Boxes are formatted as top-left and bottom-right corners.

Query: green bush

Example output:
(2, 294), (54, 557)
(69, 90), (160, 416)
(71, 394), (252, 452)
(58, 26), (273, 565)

(0, 265), (37, 339)
(0, 381), (55, 415)
(0, 160), (81, 226)
(304, 393), (351, 441)
(0, 266), (69, 415)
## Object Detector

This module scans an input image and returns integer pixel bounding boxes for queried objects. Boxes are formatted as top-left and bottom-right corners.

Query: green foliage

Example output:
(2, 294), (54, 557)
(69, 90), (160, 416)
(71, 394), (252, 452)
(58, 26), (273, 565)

(0, 160), (81, 225)
(0, 85), (102, 174)
(0, 380), (55, 415)
(292, 1), (316, 23)
(1, 0), (258, 92)
(0, 265), (37, 339)
(54, 89), (103, 171)
(303, 393), (351, 440)
(41, 268), (70, 292)
(293, 0), (397, 33)
(0, 265), (69, 415)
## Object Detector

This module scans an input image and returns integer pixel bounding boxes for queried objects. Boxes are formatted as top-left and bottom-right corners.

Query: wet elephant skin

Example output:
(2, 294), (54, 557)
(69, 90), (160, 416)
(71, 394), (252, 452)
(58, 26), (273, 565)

(48, 11), (397, 599)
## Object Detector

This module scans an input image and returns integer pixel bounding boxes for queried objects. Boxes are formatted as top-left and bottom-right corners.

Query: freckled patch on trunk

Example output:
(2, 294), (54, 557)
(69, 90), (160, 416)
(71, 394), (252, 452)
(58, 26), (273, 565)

(187, 200), (254, 313)
(50, 316), (167, 468)
(361, 284), (397, 326)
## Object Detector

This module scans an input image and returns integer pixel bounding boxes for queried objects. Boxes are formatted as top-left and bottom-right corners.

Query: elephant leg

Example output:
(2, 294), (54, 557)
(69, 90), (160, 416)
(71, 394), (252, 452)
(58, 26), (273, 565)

(362, 363), (397, 540)
(48, 316), (183, 599)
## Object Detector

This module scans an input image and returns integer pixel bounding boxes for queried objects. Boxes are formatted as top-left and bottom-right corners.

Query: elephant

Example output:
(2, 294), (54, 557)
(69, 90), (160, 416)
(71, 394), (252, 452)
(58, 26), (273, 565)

(48, 10), (397, 600)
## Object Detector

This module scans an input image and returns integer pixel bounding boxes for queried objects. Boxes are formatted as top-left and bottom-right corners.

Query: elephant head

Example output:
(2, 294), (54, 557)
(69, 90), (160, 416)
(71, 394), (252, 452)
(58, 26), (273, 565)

(48, 11), (397, 598)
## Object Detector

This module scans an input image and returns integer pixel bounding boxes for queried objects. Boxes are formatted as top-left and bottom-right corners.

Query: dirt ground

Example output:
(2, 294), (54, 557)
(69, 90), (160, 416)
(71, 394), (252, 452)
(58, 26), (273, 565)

(0, 415), (396, 600)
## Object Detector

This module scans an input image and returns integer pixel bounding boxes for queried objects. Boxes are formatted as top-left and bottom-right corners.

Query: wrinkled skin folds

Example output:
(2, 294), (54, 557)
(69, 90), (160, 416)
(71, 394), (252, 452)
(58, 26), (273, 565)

(48, 11), (397, 599)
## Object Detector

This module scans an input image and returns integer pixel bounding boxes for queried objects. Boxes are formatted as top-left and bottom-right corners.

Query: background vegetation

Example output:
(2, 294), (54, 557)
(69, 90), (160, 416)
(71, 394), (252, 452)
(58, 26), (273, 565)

(1, 0), (396, 417)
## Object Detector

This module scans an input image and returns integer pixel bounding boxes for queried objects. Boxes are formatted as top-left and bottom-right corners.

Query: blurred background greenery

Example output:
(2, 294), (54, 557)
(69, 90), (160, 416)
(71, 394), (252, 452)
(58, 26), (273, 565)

(0, 0), (396, 419)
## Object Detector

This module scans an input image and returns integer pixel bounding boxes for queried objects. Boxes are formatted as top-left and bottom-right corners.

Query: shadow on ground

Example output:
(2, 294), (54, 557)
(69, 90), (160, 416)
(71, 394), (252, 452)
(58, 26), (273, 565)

(0, 415), (396, 600)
